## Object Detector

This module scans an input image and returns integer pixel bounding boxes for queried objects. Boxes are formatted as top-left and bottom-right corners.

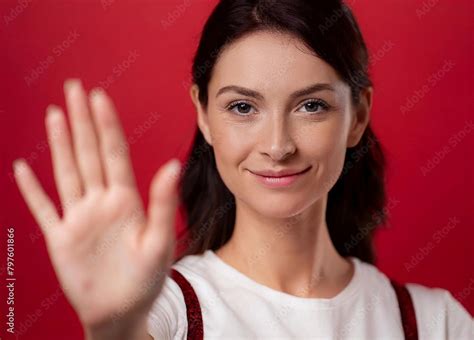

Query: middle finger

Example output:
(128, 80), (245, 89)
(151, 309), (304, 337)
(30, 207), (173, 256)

(64, 79), (104, 191)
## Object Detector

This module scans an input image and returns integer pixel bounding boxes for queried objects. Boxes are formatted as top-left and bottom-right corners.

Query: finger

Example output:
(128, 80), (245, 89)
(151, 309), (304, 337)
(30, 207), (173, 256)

(45, 105), (82, 212)
(143, 159), (181, 258)
(64, 79), (104, 190)
(13, 159), (60, 237)
(89, 88), (136, 187)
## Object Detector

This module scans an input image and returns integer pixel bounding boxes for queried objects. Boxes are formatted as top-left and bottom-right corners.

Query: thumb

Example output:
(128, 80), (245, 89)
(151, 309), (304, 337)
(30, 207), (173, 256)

(143, 158), (181, 259)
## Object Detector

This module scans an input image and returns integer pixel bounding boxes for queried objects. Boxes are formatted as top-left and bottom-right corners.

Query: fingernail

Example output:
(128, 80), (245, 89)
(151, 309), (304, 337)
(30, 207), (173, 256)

(12, 158), (26, 174)
(167, 158), (181, 177)
(89, 87), (106, 103)
(46, 105), (62, 121)
(64, 78), (82, 93)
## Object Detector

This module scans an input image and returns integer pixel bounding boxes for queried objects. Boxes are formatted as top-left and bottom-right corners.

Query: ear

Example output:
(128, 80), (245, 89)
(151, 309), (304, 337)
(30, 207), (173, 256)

(190, 84), (213, 146)
(347, 87), (372, 148)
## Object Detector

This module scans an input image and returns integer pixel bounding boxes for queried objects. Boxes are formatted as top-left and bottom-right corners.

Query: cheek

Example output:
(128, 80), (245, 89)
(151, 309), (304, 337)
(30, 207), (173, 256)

(303, 122), (347, 159)
(211, 124), (253, 187)
(209, 115), (350, 218)
(212, 122), (252, 162)
(299, 120), (348, 194)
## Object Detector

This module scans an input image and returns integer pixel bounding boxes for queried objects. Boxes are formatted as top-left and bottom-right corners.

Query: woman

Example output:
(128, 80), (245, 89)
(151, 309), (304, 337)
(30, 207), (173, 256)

(13, 0), (472, 339)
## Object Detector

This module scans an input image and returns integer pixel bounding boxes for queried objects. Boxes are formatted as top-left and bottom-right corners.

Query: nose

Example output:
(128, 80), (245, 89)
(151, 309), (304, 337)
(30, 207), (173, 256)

(259, 115), (296, 161)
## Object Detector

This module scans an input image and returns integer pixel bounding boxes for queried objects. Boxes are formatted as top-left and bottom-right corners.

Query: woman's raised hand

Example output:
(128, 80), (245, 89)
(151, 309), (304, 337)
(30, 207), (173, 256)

(13, 79), (180, 337)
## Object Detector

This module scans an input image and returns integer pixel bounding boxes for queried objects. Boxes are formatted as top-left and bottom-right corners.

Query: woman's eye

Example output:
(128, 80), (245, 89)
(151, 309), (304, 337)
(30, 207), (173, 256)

(298, 99), (330, 114)
(227, 102), (255, 115)
(226, 99), (329, 116)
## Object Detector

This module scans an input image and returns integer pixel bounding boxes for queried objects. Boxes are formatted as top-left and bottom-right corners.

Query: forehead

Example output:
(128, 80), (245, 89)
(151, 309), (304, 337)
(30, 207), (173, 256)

(209, 30), (343, 95)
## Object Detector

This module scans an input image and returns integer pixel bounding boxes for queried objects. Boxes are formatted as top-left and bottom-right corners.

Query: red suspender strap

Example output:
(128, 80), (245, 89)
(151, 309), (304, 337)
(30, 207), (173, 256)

(390, 278), (419, 340)
(170, 268), (204, 340)
(169, 268), (416, 340)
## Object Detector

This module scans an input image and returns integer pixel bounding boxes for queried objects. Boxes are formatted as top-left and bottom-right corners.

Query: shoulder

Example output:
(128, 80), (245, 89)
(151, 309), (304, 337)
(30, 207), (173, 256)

(147, 251), (210, 339)
(355, 258), (473, 338)
(405, 283), (473, 339)
(147, 274), (188, 340)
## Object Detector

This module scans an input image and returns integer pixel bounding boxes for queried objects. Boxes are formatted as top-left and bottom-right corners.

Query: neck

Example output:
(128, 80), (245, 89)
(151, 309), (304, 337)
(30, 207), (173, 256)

(215, 194), (354, 298)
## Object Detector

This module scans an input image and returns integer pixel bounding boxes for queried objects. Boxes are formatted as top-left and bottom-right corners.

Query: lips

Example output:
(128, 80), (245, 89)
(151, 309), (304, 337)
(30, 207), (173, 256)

(249, 166), (311, 178)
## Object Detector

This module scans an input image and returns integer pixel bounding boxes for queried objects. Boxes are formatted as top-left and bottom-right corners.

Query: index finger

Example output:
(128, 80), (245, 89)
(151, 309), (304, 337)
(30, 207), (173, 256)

(89, 88), (136, 187)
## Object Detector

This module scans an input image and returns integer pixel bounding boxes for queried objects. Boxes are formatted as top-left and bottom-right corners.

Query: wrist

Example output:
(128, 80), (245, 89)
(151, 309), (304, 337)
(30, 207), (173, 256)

(83, 313), (149, 340)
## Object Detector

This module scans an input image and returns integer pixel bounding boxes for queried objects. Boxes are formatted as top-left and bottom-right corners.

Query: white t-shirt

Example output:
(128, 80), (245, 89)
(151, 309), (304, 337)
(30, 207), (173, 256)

(147, 249), (473, 339)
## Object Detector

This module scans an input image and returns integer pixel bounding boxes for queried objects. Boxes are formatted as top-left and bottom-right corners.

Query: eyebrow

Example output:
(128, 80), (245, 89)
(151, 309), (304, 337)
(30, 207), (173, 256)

(215, 83), (336, 100)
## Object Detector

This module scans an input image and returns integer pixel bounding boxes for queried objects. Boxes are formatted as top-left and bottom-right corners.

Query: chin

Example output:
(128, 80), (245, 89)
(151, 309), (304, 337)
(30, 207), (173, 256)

(250, 196), (309, 219)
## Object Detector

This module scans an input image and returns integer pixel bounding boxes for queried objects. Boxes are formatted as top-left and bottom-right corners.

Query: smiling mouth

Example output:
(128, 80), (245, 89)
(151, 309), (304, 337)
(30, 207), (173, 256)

(248, 166), (311, 188)
(249, 166), (311, 178)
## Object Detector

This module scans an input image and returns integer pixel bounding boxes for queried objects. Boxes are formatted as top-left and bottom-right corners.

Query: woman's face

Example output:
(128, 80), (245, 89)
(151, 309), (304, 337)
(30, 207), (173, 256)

(190, 31), (371, 218)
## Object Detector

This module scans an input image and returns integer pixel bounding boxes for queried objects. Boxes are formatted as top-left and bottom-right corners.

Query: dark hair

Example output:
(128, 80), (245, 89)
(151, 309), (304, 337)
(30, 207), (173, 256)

(174, 0), (388, 265)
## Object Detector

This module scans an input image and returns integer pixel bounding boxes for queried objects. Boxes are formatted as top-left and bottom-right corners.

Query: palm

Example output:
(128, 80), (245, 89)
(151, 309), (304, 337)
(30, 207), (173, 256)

(50, 187), (151, 326)
(13, 79), (181, 328)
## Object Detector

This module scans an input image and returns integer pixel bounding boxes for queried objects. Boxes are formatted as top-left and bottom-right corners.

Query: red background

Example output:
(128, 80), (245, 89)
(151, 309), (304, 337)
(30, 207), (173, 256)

(1, 0), (473, 338)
